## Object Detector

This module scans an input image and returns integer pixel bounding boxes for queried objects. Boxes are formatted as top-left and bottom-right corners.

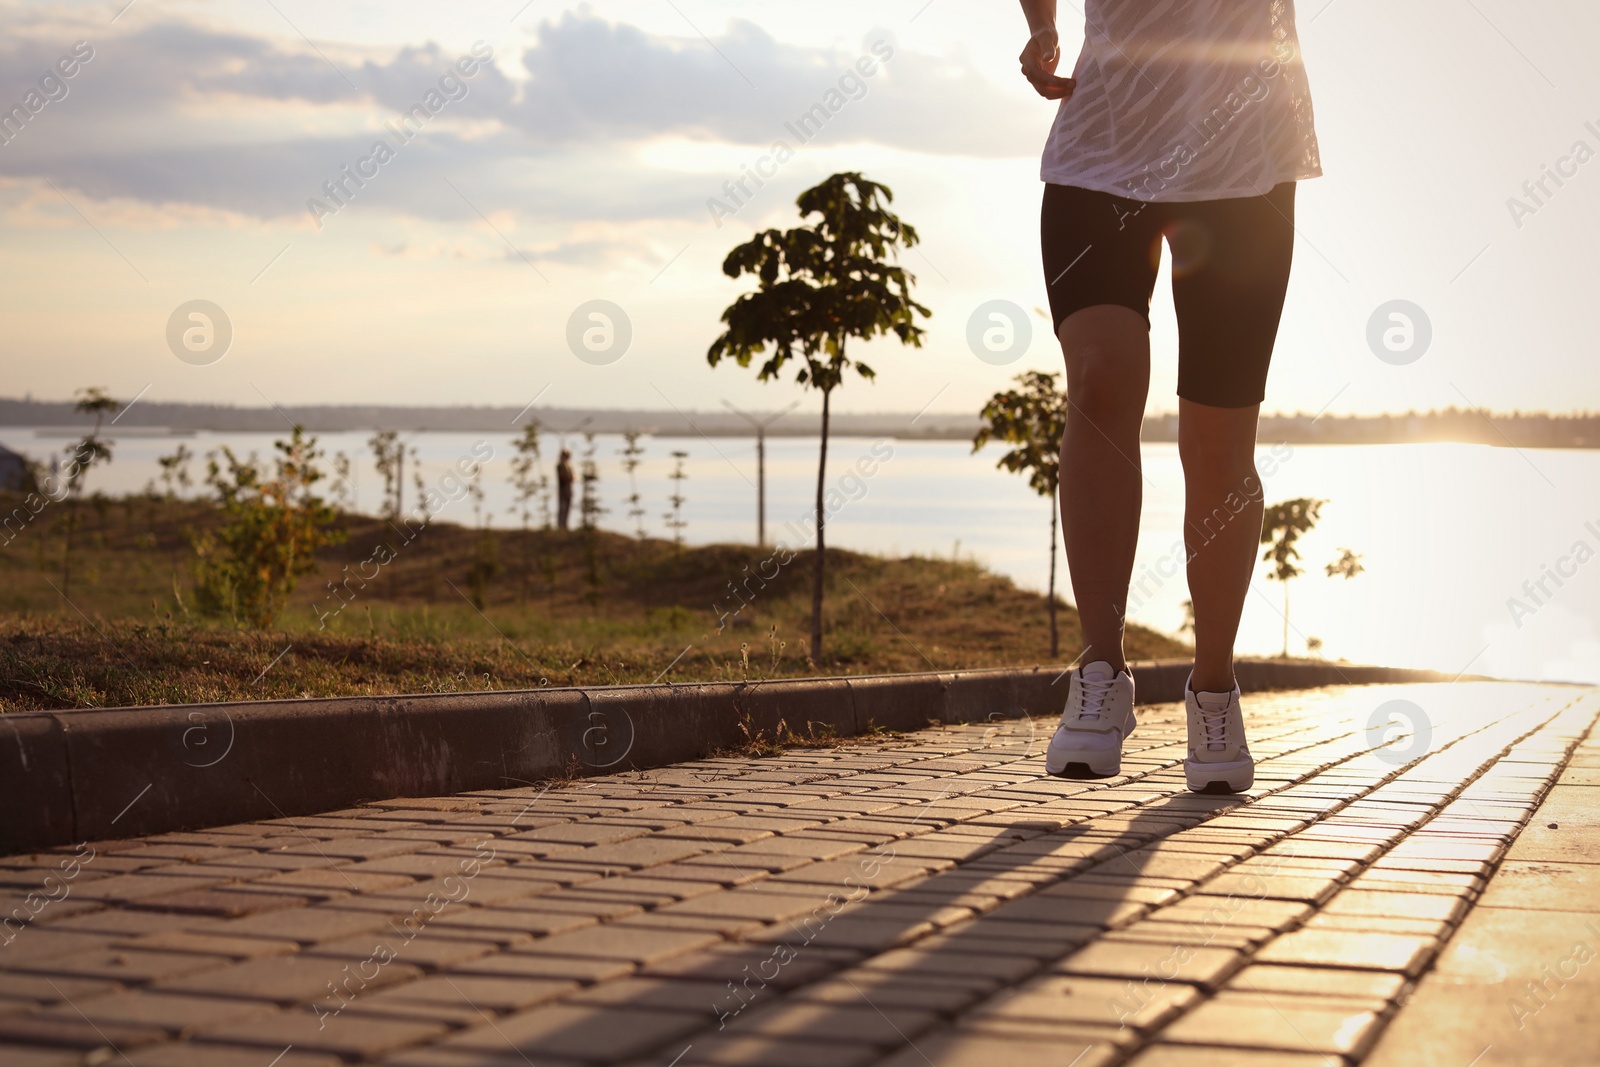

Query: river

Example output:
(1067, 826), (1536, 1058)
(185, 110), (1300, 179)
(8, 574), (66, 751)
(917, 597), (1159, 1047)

(7, 427), (1597, 686)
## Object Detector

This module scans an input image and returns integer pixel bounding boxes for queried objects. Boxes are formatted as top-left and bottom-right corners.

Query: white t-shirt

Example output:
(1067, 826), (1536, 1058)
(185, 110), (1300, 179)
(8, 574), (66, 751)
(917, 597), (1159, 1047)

(1040, 0), (1322, 201)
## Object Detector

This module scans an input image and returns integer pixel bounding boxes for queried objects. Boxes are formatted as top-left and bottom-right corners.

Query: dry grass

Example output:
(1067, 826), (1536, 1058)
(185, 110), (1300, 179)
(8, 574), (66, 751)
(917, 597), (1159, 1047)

(0, 492), (1188, 711)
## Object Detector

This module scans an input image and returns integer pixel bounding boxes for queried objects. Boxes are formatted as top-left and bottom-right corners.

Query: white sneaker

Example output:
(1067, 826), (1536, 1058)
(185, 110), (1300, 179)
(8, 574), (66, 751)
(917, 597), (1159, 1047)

(1183, 671), (1254, 793)
(1045, 661), (1136, 779)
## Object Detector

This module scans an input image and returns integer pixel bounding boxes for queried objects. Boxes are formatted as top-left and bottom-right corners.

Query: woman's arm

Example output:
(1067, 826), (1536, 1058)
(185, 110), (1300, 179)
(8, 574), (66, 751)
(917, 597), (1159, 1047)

(1019, 0), (1075, 100)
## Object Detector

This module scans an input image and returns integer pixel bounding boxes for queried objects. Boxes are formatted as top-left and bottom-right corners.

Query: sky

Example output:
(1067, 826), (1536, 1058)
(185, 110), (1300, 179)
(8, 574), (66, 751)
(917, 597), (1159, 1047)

(2, 0), (1599, 419)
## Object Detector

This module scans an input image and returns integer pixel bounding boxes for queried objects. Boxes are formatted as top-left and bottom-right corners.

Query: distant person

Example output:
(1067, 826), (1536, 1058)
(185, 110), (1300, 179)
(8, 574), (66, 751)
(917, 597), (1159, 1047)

(1019, 0), (1321, 792)
(556, 449), (574, 530)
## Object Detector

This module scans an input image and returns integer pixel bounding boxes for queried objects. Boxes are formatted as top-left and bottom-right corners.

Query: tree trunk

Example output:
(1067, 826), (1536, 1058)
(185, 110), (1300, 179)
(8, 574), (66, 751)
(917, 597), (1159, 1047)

(1282, 581), (1290, 658)
(810, 386), (832, 665)
(61, 501), (75, 599)
(1048, 489), (1059, 658)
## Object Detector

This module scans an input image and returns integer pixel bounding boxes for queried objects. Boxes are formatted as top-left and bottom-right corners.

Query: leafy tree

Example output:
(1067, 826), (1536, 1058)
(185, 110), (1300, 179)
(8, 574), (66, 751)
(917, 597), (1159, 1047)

(508, 421), (549, 601)
(464, 459), (487, 529)
(578, 432), (605, 598)
(973, 370), (1070, 656)
(620, 431), (647, 538)
(508, 422), (550, 532)
(368, 430), (402, 520)
(328, 451), (354, 512)
(1260, 497), (1326, 657)
(709, 172), (930, 664)
(156, 443), (194, 500)
(578, 432), (605, 533)
(194, 426), (345, 628)
(1326, 547), (1365, 581)
(664, 450), (688, 548)
(407, 446), (424, 519)
(61, 387), (121, 597)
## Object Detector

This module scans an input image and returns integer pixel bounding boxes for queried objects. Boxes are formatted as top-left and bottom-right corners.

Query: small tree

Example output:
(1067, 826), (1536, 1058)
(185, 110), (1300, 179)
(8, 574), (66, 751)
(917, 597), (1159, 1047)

(620, 432), (647, 538)
(709, 172), (930, 664)
(578, 433), (605, 597)
(329, 451), (354, 512)
(156, 443), (194, 500)
(195, 426), (345, 628)
(973, 370), (1069, 657)
(1326, 547), (1365, 581)
(664, 450), (689, 547)
(508, 421), (548, 602)
(578, 433), (604, 533)
(1260, 497), (1325, 658)
(368, 431), (402, 520)
(464, 459), (486, 529)
(61, 387), (121, 597)
(508, 422), (549, 531)
(407, 446), (424, 518)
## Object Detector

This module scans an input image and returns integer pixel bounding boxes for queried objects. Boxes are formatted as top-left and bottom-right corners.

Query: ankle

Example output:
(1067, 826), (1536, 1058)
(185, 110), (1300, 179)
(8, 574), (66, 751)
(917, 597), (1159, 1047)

(1085, 656), (1128, 676)
(1190, 666), (1236, 693)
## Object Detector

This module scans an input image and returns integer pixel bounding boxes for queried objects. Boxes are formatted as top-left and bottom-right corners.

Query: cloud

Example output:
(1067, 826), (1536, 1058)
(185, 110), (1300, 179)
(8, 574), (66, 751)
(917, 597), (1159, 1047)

(0, 11), (1039, 228)
(503, 13), (1037, 155)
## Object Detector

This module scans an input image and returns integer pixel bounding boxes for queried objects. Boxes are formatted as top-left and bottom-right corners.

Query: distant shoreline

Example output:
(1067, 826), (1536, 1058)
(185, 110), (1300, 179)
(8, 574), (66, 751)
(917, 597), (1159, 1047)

(1, 397), (1595, 448)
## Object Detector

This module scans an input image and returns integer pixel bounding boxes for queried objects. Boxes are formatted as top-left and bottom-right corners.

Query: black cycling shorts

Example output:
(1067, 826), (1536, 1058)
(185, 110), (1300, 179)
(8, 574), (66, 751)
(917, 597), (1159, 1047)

(1041, 181), (1296, 408)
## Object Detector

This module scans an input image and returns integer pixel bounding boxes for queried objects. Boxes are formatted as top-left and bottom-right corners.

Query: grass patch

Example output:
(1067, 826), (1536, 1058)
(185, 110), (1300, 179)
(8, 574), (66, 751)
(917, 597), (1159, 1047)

(0, 492), (1187, 711)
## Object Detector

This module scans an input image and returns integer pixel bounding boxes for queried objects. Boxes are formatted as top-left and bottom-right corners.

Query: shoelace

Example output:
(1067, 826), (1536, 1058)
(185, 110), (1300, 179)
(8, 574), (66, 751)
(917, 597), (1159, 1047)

(1196, 703), (1230, 750)
(1073, 672), (1116, 723)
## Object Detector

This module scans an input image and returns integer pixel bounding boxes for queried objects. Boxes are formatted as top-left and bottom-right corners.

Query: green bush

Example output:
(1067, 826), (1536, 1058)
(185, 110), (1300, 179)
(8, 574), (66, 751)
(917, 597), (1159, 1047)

(192, 427), (345, 629)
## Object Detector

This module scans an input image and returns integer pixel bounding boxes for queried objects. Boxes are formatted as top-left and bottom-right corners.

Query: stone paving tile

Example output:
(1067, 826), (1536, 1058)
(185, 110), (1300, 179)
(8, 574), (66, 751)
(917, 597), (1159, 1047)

(445, 951), (632, 985)
(0, 1012), (170, 1050)
(1297, 913), (1457, 942)
(967, 971), (1201, 1032)
(29, 988), (281, 1038)
(1320, 888), (1470, 923)
(655, 1034), (882, 1067)
(1159, 990), (1385, 1057)
(0, 681), (1593, 1066)
(1124, 1047), (1342, 1066)
(1049, 939), (1246, 990)
(0, 1046), (82, 1067)
(1223, 963), (1409, 1004)
(431, 1002), (704, 1060)
(197, 1007), (448, 1058)
(1473, 857), (1600, 910)
(726, 999), (942, 1045)
(153, 952), (425, 1004)
(127, 1044), (345, 1066)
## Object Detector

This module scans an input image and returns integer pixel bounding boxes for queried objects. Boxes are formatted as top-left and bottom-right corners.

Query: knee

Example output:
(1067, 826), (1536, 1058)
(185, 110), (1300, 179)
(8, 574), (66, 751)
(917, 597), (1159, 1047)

(1065, 358), (1142, 426)
(1181, 437), (1260, 489)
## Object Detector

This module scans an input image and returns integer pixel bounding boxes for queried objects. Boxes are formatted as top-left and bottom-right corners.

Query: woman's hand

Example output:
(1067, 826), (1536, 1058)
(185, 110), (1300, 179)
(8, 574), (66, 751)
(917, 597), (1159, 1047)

(1020, 27), (1074, 100)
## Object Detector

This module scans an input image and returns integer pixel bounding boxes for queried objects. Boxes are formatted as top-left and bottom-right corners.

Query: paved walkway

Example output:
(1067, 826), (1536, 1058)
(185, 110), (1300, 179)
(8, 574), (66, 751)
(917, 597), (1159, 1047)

(1, 679), (1596, 1066)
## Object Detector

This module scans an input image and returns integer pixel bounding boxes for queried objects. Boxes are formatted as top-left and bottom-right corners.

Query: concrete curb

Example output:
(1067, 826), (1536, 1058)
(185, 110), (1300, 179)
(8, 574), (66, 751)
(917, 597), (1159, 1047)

(1, 659), (1468, 854)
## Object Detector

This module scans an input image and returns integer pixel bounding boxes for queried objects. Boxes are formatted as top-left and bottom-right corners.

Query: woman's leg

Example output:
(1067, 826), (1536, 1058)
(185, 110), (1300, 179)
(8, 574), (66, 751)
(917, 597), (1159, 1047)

(1178, 397), (1263, 692)
(1057, 305), (1152, 672)
(1169, 182), (1295, 696)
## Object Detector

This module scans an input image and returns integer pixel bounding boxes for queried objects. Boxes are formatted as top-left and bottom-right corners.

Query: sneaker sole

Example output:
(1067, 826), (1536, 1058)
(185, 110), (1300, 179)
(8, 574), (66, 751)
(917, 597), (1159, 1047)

(1046, 743), (1123, 779)
(1184, 756), (1253, 793)
(1047, 758), (1120, 780)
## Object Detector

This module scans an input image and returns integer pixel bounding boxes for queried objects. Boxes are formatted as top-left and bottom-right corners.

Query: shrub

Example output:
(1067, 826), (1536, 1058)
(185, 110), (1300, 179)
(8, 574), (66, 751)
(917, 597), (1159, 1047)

(193, 427), (345, 628)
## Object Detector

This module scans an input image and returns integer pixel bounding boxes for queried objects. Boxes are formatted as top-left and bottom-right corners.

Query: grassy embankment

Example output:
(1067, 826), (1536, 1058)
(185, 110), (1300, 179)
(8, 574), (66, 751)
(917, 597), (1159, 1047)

(0, 492), (1188, 711)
